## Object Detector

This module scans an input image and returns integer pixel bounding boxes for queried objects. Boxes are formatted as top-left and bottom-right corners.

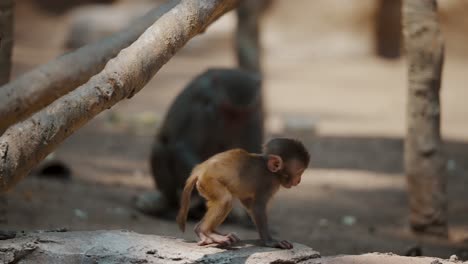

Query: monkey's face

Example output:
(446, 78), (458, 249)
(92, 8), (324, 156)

(280, 159), (306, 189)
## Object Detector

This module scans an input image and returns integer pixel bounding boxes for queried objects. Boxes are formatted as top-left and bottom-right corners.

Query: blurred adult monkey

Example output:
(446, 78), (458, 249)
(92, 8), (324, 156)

(177, 138), (310, 248)
(135, 69), (263, 220)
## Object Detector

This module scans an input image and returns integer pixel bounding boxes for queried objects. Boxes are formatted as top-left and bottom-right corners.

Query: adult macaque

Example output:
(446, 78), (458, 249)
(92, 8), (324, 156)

(135, 68), (263, 219)
(177, 138), (310, 249)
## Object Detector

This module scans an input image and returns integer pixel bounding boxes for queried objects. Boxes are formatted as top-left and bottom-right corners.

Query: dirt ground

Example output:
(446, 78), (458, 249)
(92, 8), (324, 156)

(2, 0), (468, 259)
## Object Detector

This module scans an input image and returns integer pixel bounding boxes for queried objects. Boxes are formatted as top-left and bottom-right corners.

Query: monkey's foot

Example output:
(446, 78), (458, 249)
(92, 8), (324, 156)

(263, 239), (293, 249)
(214, 230), (240, 244)
(197, 231), (238, 247)
(196, 232), (215, 246)
(133, 191), (170, 216)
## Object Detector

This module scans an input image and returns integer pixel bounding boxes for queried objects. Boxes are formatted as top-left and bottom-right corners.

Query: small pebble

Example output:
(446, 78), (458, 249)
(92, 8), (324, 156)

(342, 215), (356, 226)
(74, 209), (88, 220)
(146, 249), (157, 255)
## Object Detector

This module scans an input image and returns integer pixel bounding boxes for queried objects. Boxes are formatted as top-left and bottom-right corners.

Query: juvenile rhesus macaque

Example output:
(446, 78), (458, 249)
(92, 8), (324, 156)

(177, 138), (310, 249)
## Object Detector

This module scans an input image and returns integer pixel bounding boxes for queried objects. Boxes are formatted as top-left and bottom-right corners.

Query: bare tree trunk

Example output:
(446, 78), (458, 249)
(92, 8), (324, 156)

(235, 0), (270, 73)
(0, 0), (179, 132)
(403, 0), (447, 237)
(0, 0), (240, 192)
(0, 0), (14, 224)
(375, 0), (401, 59)
(235, 0), (271, 149)
(0, 0), (13, 86)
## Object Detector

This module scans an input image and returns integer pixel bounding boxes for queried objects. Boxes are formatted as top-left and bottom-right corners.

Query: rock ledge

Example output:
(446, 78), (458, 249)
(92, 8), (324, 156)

(0, 230), (462, 264)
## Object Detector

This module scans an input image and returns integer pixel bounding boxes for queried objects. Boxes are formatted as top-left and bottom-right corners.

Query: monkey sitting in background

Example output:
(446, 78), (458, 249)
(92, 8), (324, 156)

(135, 68), (263, 221)
(177, 138), (310, 249)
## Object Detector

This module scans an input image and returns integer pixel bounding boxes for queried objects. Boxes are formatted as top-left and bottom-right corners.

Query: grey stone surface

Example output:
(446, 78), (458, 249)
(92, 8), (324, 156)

(0, 230), (320, 264)
(311, 253), (465, 264)
(1, 230), (460, 263)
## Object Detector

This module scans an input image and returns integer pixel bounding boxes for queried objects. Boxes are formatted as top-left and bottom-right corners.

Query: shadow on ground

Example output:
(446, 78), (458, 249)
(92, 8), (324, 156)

(311, 136), (468, 174)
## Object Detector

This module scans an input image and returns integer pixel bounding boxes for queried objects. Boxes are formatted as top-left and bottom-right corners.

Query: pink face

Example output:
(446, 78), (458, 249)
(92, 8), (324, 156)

(282, 159), (306, 189)
(267, 155), (306, 188)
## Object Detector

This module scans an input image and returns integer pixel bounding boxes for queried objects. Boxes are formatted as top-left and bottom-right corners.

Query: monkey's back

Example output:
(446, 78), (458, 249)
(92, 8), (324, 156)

(194, 149), (253, 199)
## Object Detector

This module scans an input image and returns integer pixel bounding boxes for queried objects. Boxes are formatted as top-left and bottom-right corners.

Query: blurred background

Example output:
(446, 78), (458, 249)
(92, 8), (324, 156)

(4, 0), (468, 258)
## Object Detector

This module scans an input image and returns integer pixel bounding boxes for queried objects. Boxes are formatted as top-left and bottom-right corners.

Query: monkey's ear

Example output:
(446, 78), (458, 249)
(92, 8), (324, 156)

(267, 155), (283, 173)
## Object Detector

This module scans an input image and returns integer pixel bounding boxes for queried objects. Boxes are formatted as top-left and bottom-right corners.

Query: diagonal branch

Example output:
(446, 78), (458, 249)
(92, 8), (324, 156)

(0, 0), (180, 132)
(0, 0), (240, 192)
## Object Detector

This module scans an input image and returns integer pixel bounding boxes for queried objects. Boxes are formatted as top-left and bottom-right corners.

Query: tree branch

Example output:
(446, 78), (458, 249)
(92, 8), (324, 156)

(0, 0), (180, 132)
(0, 0), (240, 192)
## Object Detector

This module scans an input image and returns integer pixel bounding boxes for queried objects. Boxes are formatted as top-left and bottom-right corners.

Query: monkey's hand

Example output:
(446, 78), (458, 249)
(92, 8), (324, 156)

(263, 239), (293, 249)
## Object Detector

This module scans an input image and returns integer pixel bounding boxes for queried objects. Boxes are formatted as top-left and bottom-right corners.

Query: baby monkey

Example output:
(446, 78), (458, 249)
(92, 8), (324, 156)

(177, 138), (310, 249)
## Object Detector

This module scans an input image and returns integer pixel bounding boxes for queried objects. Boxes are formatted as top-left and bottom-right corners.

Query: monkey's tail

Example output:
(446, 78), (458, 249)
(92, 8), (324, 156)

(176, 172), (199, 232)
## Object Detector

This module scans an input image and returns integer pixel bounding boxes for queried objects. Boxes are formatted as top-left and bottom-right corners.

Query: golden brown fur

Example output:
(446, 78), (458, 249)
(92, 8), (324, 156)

(176, 138), (309, 249)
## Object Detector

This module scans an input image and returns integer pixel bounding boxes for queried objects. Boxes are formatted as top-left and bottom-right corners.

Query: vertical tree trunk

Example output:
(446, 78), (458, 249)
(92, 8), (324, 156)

(235, 0), (270, 149)
(375, 0), (401, 59)
(0, 0), (14, 224)
(403, 0), (447, 237)
(235, 0), (273, 73)
(0, 0), (13, 86)
(235, 0), (269, 73)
